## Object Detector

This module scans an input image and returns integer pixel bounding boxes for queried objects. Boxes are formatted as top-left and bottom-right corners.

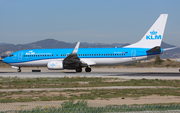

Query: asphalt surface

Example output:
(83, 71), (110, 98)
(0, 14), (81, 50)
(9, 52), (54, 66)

(0, 68), (180, 79)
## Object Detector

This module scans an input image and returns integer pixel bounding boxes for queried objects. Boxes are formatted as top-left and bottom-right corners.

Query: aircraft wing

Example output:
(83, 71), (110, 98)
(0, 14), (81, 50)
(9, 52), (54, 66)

(63, 42), (95, 67)
(63, 42), (81, 64)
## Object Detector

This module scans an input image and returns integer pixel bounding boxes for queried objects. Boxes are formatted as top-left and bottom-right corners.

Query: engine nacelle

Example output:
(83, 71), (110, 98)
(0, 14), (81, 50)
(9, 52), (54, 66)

(47, 61), (64, 70)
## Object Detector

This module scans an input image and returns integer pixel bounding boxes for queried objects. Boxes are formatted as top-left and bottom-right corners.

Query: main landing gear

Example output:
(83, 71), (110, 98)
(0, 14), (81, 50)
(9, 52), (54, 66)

(17, 67), (21, 72)
(76, 68), (82, 72)
(85, 67), (91, 72)
(75, 67), (92, 72)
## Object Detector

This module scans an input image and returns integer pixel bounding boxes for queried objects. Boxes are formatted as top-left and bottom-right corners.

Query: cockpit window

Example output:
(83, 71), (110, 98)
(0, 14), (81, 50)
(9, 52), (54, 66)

(9, 54), (13, 57)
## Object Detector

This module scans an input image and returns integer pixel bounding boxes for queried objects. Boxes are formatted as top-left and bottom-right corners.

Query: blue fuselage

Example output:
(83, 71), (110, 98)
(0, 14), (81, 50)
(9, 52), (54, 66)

(3, 47), (162, 67)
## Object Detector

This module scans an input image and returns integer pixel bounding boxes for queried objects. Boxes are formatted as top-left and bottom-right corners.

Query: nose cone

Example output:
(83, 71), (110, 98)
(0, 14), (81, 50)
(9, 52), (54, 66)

(3, 57), (8, 63)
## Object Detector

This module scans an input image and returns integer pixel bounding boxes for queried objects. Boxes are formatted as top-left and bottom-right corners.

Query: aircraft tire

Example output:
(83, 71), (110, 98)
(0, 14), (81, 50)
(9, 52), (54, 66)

(85, 67), (91, 72)
(17, 69), (21, 72)
(76, 68), (82, 72)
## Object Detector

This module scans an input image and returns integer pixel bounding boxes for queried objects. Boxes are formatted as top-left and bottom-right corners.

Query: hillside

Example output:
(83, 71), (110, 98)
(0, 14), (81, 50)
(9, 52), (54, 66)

(0, 39), (179, 59)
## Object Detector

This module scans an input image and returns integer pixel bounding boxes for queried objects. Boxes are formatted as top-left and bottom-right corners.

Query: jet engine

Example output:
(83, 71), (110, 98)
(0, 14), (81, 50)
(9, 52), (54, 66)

(47, 61), (64, 70)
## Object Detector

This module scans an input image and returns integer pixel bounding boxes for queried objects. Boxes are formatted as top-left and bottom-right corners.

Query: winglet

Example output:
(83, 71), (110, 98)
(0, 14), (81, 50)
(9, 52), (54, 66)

(72, 42), (80, 54)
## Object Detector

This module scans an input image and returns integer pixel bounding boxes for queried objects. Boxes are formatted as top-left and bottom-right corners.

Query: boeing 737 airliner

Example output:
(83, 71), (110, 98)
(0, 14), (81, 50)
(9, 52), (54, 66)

(3, 14), (169, 72)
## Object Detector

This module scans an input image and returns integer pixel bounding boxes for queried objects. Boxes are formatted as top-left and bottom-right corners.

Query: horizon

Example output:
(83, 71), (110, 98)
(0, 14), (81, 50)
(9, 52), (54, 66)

(0, 38), (176, 48)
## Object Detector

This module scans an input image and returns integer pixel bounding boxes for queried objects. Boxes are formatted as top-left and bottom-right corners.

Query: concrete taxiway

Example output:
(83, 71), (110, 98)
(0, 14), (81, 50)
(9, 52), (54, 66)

(0, 68), (180, 79)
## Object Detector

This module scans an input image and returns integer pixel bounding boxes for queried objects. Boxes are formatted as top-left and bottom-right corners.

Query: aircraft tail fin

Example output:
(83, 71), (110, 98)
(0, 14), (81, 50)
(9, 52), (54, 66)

(124, 14), (168, 48)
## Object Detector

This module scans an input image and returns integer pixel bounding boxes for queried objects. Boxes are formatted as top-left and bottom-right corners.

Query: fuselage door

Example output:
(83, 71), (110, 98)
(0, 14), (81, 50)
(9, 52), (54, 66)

(18, 52), (23, 61)
(131, 50), (136, 60)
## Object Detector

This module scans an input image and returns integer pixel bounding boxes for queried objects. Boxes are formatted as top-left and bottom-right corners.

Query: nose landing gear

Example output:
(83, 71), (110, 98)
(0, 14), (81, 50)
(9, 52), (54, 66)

(17, 67), (21, 72)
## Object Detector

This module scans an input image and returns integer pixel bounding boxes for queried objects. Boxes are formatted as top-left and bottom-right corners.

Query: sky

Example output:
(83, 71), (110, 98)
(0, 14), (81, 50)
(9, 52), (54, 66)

(0, 0), (180, 47)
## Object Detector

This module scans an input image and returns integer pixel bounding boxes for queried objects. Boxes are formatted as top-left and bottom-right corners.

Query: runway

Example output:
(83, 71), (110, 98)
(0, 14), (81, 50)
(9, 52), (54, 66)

(0, 68), (180, 79)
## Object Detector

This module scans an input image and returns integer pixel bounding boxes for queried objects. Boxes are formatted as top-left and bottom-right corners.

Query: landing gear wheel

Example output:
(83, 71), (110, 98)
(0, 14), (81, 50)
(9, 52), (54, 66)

(17, 69), (21, 72)
(85, 67), (91, 72)
(76, 68), (82, 72)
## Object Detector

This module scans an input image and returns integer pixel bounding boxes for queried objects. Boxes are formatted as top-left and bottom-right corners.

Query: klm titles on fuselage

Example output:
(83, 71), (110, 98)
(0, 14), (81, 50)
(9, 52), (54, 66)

(146, 30), (161, 40)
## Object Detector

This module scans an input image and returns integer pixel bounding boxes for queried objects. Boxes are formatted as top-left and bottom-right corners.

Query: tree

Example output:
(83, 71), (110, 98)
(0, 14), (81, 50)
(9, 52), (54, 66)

(154, 55), (163, 65)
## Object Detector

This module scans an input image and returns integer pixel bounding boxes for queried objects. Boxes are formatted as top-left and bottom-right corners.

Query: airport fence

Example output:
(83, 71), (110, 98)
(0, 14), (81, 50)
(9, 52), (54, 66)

(1, 100), (180, 113)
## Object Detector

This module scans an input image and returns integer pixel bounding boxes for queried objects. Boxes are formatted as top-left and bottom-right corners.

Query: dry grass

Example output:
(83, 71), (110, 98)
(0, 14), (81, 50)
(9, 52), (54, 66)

(0, 62), (11, 68)
(2, 77), (180, 89)
(134, 59), (180, 68)
(1, 88), (180, 102)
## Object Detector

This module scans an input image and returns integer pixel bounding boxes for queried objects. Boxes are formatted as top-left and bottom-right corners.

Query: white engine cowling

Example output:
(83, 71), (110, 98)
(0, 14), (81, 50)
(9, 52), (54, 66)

(47, 61), (64, 70)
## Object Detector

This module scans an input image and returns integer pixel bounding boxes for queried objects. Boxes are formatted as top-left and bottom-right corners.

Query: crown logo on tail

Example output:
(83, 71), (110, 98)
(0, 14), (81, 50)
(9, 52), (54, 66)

(150, 30), (157, 35)
(146, 30), (161, 40)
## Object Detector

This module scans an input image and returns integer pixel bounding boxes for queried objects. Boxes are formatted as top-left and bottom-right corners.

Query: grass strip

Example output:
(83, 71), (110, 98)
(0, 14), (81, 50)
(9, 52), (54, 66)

(1, 77), (180, 89)
(2, 100), (180, 113)
(1, 88), (180, 103)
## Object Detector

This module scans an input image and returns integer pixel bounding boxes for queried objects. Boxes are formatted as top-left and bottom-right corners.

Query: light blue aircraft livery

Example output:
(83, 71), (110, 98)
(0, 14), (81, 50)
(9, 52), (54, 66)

(3, 14), (170, 72)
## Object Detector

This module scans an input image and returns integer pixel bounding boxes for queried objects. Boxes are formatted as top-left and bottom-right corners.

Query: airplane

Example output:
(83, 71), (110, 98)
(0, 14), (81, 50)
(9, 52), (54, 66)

(3, 14), (170, 72)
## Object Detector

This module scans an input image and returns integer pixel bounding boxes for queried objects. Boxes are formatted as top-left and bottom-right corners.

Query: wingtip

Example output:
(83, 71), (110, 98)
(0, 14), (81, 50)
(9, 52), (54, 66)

(77, 42), (80, 46)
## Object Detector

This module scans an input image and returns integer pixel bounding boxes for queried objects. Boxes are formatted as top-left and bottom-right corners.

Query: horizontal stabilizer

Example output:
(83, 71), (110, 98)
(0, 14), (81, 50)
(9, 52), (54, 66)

(163, 47), (178, 51)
